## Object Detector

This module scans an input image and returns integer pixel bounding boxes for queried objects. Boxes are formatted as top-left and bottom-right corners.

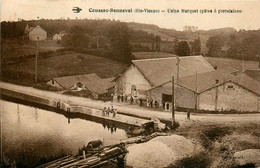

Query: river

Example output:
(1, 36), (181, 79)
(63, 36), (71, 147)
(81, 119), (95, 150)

(1, 100), (128, 167)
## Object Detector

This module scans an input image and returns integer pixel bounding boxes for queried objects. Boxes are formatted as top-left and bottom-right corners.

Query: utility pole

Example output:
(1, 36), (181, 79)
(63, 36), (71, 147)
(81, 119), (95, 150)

(172, 76), (175, 127)
(195, 70), (198, 111)
(35, 36), (39, 83)
(176, 55), (180, 84)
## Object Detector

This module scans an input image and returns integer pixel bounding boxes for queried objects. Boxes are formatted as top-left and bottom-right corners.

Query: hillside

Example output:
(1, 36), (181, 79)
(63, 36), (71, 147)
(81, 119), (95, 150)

(2, 19), (260, 60)
(1, 52), (127, 84)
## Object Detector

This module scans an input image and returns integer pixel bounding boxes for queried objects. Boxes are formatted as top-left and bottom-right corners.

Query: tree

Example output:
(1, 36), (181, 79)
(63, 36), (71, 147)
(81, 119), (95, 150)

(191, 37), (201, 55)
(173, 39), (179, 54)
(61, 25), (91, 48)
(206, 35), (225, 57)
(175, 41), (190, 56)
(108, 22), (132, 63)
(155, 35), (161, 52)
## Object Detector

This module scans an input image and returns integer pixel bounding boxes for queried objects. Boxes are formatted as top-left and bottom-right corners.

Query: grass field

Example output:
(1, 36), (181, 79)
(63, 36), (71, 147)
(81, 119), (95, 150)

(1, 39), (63, 59)
(205, 57), (259, 71)
(1, 52), (127, 84)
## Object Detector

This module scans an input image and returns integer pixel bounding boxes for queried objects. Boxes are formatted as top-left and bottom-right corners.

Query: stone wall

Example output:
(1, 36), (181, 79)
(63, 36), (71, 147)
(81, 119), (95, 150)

(199, 81), (260, 112)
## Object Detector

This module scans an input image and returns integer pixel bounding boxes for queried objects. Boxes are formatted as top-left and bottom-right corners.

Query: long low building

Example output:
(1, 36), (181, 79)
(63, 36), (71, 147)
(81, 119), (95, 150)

(147, 70), (260, 112)
(114, 52), (215, 98)
(47, 73), (115, 99)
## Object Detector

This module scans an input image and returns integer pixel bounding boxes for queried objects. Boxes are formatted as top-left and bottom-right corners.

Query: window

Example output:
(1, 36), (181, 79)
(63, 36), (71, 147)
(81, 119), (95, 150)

(227, 85), (234, 89)
(52, 80), (54, 85)
(77, 82), (83, 88)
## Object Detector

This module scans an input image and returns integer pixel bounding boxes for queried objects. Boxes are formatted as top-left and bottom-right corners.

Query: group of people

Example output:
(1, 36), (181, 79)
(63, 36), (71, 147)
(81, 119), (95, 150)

(102, 106), (117, 117)
(116, 94), (129, 103)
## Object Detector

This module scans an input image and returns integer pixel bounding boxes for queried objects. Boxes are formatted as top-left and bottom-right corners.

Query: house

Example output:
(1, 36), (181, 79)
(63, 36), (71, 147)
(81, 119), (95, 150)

(27, 25), (47, 41)
(53, 34), (62, 41)
(47, 73), (115, 99)
(53, 31), (66, 41)
(114, 53), (215, 98)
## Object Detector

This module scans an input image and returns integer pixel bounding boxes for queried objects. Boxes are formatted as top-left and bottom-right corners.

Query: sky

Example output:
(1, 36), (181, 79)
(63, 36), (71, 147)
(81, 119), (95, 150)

(1, 0), (260, 31)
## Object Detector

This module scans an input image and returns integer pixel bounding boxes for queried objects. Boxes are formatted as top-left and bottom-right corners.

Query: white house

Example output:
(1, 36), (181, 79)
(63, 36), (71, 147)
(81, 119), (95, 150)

(28, 25), (47, 41)
(53, 34), (62, 41)
(114, 52), (215, 98)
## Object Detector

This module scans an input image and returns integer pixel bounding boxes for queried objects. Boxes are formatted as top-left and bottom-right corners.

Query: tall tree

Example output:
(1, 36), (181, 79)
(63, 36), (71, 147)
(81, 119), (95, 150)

(61, 25), (91, 48)
(191, 36), (201, 55)
(206, 35), (225, 57)
(108, 22), (132, 63)
(155, 35), (161, 52)
(176, 41), (190, 56)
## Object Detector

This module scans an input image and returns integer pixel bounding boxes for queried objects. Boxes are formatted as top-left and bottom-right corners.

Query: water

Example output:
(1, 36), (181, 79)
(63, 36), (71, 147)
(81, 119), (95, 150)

(1, 100), (128, 167)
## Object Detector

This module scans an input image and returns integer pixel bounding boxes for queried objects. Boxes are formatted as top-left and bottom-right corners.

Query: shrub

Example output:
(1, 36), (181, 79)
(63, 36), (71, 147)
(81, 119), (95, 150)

(168, 151), (212, 168)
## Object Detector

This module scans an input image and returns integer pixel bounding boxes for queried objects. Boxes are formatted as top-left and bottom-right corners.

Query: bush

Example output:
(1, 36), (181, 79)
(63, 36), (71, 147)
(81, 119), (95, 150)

(168, 151), (212, 168)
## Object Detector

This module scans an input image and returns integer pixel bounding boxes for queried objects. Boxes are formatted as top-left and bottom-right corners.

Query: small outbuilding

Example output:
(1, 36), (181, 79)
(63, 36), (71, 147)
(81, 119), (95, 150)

(47, 73), (115, 99)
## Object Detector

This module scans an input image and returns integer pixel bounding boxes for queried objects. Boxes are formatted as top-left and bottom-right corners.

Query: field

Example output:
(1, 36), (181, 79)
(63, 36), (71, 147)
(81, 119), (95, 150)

(1, 52), (127, 85)
(1, 39), (63, 59)
(205, 57), (259, 71)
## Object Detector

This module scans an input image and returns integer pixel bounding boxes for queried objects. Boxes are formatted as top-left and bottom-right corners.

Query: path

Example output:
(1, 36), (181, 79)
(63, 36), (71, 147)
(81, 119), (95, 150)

(1, 81), (260, 124)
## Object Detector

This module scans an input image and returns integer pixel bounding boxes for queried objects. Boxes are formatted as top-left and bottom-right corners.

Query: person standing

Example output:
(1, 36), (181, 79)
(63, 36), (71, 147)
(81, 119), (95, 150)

(111, 93), (114, 102)
(107, 107), (110, 116)
(139, 97), (143, 106)
(187, 110), (190, 120)
(166, 102), (170, 111)
(124, 94), (128, 102)
(121, 94), (124, 102)
(102, 107), (107, 116)
(147, 98), (150, 107)
(130, 96), (134, 104)
(111, 106), (114, 115)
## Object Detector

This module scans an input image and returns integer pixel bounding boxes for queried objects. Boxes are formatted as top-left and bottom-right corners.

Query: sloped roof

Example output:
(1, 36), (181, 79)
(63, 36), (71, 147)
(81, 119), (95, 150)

(231, 73), (260, 96)
(87, 77), (115, 94)
(132, 52), (177, 60)
(177, 70), (234, 93)
(216, 67), (239, 75)
(52, 74), (115, 95)
(241, 69), (260, 83)
(53, 73), (101, 89)
(148, 70), (233, 94)
(29, 25), (46, 34)
(132, 55), (215, 86)
(148, 71), (260, 96)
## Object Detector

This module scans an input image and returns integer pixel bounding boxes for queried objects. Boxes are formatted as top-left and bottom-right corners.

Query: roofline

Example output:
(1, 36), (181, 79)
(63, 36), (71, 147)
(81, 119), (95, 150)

(147, 80), (171, 91)
(132, 55), (203, 62)
(51, 78), (68, 89)
(52, 73), (99, 80)
(132, 63), (155, 86)
(229, 80), (260, 97)
(113, 64), (154, 86)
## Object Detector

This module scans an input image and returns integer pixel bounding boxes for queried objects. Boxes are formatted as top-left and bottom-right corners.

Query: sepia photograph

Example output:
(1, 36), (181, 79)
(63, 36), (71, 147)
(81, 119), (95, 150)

(1, 0), (260, 167)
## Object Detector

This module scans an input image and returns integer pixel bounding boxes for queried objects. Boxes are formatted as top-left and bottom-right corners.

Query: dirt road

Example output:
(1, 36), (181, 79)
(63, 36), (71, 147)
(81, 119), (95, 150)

(1, 81), (260, 124)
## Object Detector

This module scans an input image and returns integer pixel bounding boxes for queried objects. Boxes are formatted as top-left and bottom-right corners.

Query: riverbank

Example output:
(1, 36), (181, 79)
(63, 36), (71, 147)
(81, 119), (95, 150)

(0, 87), (150, 127)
